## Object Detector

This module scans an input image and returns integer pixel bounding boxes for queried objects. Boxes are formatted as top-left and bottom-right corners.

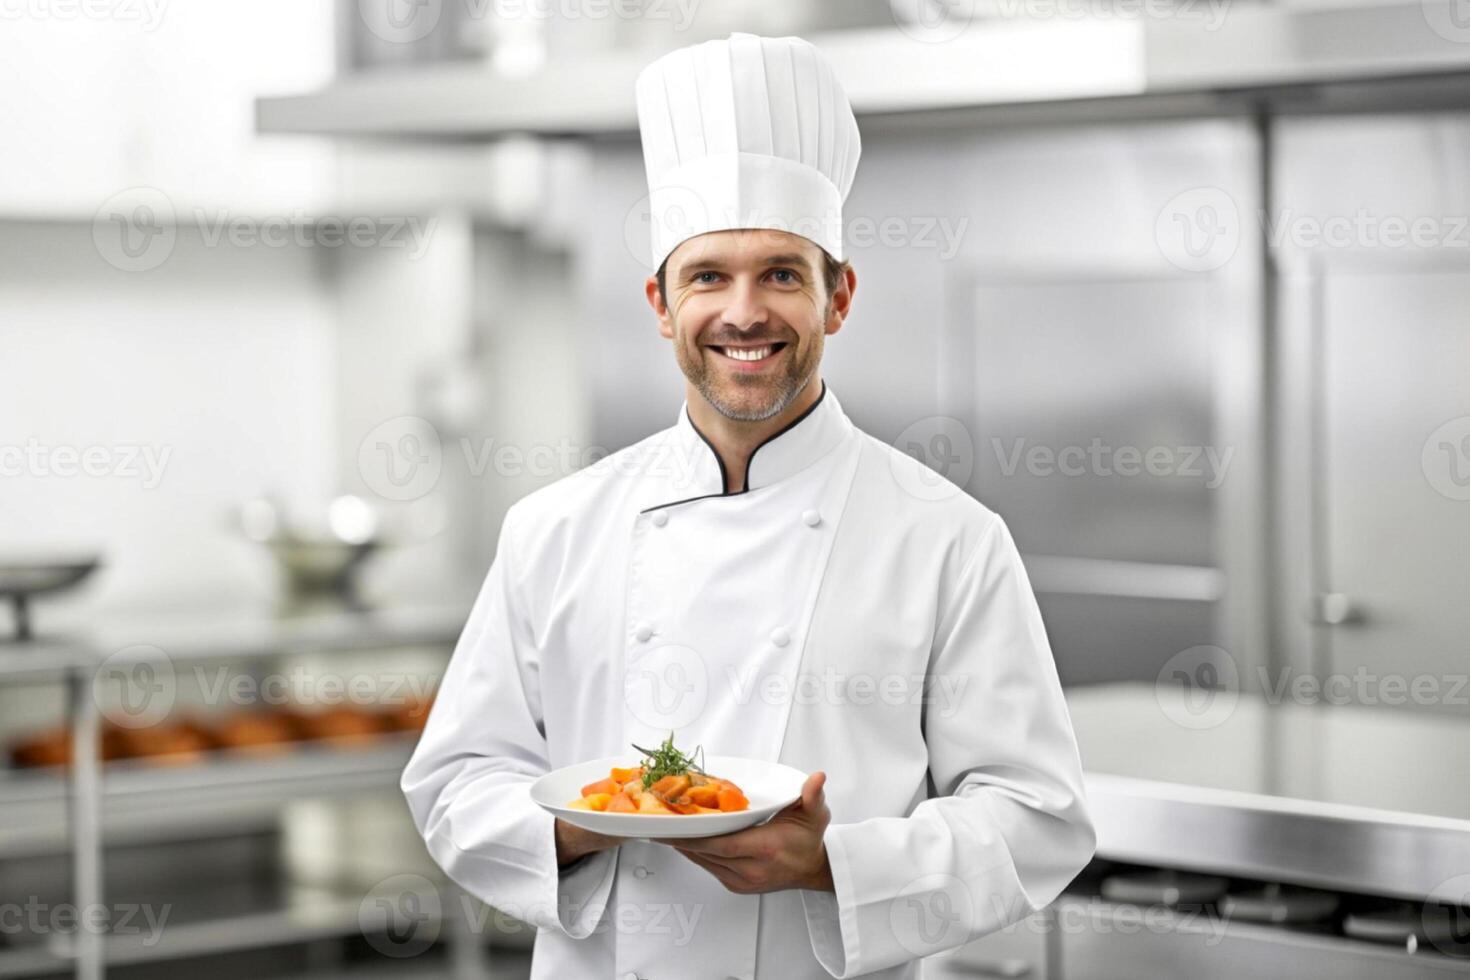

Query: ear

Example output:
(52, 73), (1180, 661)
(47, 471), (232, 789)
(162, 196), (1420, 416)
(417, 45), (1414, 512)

(646, 274), (675, 340)
(824, 263), (857, 337)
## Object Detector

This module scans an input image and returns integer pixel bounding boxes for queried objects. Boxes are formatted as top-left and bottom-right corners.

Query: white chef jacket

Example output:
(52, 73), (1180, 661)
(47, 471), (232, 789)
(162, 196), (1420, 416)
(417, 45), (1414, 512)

(401, 382), (1096, 979)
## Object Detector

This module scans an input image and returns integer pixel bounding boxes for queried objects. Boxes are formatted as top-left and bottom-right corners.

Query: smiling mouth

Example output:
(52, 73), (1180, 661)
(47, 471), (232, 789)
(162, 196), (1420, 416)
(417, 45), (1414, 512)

(708, 342), (789, 363)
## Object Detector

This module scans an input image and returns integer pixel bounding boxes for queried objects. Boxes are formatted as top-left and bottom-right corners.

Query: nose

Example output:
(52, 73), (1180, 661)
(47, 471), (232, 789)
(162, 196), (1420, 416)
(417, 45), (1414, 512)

(719, 275), (768, 332)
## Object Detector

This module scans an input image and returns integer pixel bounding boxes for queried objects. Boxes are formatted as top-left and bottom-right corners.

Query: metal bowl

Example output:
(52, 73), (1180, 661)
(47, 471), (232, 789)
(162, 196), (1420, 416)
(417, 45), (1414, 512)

(236, 496), (393, 611)
(0, 557), (102, 641)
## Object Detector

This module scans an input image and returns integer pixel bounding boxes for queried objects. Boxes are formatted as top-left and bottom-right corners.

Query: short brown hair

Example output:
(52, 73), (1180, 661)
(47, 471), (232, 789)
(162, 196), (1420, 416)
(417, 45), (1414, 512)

(656, 249), (848, 307)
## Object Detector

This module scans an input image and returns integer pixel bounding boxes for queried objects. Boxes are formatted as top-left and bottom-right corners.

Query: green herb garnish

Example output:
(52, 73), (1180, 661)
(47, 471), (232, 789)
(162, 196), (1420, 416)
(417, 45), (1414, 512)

(631, 731), (706, 789)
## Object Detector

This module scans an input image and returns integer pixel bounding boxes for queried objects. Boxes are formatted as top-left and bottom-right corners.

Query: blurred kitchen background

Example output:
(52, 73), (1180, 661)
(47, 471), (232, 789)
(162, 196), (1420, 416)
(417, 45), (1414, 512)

(3, 0), (1470, 977)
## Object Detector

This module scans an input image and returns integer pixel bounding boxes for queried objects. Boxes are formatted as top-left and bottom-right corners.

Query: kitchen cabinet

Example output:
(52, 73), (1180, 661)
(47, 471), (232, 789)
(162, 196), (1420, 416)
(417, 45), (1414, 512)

(1273, 115), (1470, 714)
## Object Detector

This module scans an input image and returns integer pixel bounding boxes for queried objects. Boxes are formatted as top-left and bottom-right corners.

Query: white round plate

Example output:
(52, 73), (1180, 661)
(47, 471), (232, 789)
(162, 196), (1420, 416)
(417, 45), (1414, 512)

(531, 754), (807, 840)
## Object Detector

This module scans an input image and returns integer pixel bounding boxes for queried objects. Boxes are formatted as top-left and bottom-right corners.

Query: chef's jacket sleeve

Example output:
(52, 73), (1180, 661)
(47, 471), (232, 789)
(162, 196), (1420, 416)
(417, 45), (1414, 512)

(400, 503), (617, 939)
(800, 515), (1096, 978)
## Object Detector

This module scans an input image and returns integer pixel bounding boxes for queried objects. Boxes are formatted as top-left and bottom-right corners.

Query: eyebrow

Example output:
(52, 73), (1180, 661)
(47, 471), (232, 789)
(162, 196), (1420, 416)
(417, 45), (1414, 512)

(677, 253), (816, 277)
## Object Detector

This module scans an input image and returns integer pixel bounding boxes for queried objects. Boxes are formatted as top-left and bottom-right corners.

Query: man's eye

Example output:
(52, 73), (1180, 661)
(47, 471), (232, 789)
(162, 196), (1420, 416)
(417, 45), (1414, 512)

(769, 269), (799, 284)
(694, 272), (720, 284)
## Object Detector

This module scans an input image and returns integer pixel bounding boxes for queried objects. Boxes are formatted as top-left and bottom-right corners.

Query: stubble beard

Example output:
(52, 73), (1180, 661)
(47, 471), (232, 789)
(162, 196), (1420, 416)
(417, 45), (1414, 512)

(676, 321), (824, 423)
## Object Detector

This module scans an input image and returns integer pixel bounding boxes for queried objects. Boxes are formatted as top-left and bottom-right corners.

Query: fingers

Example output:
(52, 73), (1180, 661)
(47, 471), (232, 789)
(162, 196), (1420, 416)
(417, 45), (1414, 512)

(801, 771), (827, 811)
(673, 847), (756, 893)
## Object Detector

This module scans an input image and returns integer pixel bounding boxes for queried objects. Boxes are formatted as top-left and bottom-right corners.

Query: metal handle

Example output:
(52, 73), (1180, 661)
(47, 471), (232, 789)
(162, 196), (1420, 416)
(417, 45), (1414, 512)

(952, 960), (1035, 979)
(1310, 593), (1363, 626)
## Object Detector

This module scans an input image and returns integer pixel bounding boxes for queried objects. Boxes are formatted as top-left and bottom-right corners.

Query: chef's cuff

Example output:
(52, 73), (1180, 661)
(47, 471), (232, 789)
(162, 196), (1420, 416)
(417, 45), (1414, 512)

(546, 815), (619, 939)
(801, 823), (860, 978)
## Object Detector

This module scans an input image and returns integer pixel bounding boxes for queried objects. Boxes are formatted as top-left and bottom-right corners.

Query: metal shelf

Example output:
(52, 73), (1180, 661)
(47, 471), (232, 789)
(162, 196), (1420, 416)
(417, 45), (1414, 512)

(0, 644), (93, 686)
(0, 884), (464, 976)
(87, 603), (470, 667)
(256, 3), (1470, 140)
(0, 739), (417, 858)
(0, 945), (66, 980)
(0, 604), (468, 684)
(0, 604), (465, 980)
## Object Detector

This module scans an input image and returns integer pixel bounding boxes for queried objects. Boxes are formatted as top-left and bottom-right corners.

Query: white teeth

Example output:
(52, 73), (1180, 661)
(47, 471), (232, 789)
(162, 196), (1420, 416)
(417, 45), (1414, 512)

(724, 346), (773, 362)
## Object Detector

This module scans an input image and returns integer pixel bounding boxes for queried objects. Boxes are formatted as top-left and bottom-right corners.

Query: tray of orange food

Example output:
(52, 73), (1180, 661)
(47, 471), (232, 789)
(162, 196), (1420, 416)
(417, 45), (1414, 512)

(531, 733), (807, 839)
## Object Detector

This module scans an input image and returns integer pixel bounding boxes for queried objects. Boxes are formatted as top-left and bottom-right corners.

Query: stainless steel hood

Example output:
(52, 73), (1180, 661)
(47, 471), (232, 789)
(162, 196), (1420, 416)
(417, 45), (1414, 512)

(257, 0), (1470, 139)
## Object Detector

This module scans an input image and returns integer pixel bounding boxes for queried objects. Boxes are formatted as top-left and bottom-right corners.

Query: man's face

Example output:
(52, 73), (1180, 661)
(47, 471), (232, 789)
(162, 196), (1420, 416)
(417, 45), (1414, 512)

(649, 229), (848, 423)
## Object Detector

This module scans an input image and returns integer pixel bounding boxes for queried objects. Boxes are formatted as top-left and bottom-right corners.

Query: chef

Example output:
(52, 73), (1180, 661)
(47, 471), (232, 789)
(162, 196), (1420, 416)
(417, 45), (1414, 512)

(401, 31), (1096, 980)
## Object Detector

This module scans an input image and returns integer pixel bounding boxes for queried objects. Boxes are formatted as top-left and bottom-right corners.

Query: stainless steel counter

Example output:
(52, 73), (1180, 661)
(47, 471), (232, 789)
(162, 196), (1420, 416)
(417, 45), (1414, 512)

(1067, 683), (1470, 903)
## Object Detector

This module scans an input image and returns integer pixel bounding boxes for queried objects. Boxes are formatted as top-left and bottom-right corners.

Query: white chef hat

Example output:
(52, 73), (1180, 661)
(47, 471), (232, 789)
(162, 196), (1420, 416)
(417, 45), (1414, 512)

(635, 32), (862, 271)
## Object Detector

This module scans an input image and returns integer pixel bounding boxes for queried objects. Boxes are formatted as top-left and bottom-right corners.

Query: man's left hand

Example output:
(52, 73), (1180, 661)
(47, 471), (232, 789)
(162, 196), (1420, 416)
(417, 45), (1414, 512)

(653, 771), (835, 894)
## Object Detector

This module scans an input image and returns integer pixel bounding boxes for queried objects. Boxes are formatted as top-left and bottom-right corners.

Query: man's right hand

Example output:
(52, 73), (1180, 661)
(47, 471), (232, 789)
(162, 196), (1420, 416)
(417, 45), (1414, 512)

(555, 818), (623, 868)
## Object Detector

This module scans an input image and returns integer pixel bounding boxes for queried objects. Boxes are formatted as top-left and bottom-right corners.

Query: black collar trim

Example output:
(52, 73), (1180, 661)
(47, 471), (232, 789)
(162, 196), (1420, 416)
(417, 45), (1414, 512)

(639, 380), (828, 514)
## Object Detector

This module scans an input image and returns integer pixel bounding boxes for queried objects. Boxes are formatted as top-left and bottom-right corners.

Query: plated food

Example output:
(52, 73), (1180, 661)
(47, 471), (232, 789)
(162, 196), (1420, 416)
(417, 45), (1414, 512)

(567, 734), (749, 815)
(532, 737), (807, 840)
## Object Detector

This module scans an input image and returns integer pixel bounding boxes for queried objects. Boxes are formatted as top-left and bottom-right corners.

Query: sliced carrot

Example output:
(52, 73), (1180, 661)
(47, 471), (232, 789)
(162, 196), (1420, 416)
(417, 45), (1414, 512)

(716, 787), (748, 812)
(686, 786), (719, 807)
(611, 766), (642, 784)
(580, 777), (619, 798)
